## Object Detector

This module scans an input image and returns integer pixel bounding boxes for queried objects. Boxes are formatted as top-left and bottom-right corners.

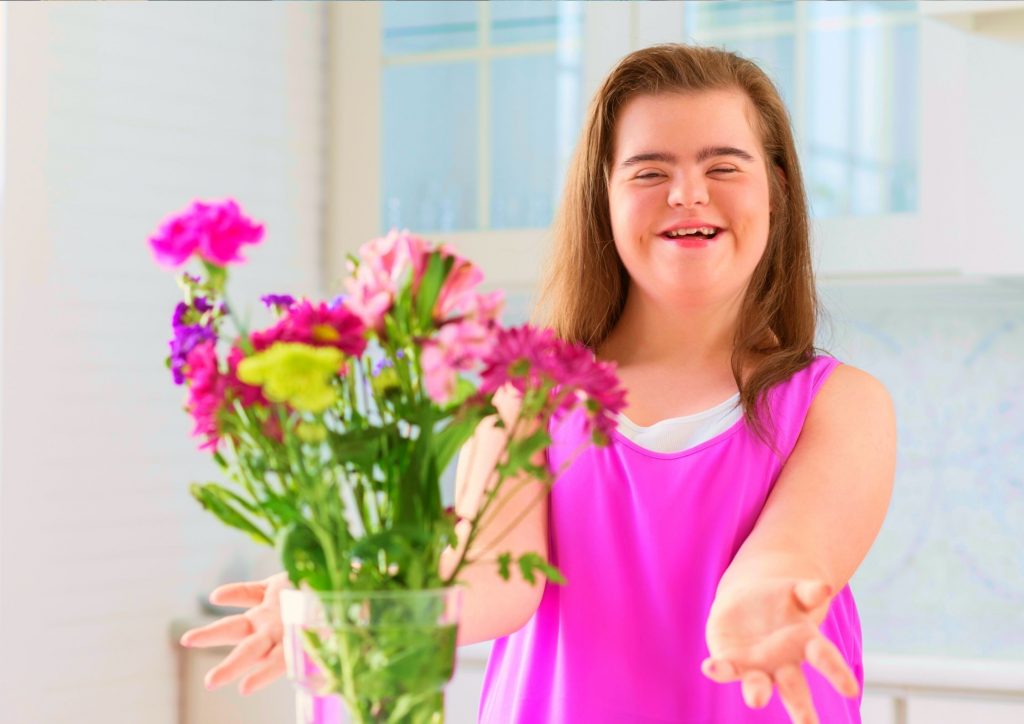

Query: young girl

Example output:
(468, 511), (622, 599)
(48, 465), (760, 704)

(181, 44), (896, 723)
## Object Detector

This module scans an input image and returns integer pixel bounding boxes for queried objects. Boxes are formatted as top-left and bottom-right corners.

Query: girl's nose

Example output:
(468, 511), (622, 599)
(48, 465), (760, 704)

(667, 174), (709, 208)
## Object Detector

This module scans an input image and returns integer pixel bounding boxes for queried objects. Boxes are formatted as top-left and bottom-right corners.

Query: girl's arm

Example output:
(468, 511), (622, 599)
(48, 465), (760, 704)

(439, 383), (550, 646)
(703, 364), (897, 721)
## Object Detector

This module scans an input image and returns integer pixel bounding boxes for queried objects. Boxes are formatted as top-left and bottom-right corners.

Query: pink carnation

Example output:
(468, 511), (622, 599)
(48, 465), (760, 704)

(479, 325), (627, 440)
(184, 343), (283, 450)
(148, 198), (264, 269)
(183, 341), (231, 450)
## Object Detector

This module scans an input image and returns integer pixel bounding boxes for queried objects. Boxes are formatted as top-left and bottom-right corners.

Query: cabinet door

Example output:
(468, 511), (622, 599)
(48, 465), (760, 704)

(908, 695), (1024, 724)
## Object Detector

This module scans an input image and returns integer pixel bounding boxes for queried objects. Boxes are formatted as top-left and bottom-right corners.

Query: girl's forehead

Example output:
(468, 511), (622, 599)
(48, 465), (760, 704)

(612, 92), (762, 162)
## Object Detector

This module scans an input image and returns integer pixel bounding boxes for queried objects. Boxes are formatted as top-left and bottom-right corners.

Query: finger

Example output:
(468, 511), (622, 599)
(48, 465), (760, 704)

(806, 637), (859, 698)
(209, 580), (269, 608)
(741, 670), (773, 709)
(775, 665), (818, 724)
(205, 631), (275, 690)
(180, 614), (253, 648)
(700, 657), (739, 683)
(239, 644), (286, 695)
(792, 580), (832, 611)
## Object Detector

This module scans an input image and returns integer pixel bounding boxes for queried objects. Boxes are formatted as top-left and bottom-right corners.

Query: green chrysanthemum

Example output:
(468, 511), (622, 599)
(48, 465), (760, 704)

(236, 342), (343, 413)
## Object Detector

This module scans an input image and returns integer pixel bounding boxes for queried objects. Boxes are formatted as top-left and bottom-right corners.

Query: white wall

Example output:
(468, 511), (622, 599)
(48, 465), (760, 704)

(0, 4), (325, 722)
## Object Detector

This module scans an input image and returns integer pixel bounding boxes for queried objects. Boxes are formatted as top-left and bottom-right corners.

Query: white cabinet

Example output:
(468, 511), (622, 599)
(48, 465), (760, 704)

(448, 642), (494, 723)
(863, 654), (1024, 724)
(920, 0), (1024, 37)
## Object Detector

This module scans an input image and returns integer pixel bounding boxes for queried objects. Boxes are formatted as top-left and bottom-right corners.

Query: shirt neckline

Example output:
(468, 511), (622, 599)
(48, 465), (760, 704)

(610, 413), (746, 459)
(616, 392), (741, 431)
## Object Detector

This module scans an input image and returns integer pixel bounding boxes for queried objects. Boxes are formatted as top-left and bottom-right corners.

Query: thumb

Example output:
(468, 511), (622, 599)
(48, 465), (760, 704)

(793, 580), (832, 611)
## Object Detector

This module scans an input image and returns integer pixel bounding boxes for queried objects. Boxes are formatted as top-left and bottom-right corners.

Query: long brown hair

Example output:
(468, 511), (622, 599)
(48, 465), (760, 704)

(532, 43), (828, 454)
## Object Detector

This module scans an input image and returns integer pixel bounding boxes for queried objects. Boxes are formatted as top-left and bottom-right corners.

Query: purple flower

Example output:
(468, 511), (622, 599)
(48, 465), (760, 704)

(261, 294), (296, 313)
(169, 298), (217, 385)
(169, 324), (217, 385)
(173, 297), (213, 327)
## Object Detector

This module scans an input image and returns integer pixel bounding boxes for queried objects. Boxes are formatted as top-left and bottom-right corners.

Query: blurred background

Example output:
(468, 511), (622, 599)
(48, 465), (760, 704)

(0, 1), (1022, 723)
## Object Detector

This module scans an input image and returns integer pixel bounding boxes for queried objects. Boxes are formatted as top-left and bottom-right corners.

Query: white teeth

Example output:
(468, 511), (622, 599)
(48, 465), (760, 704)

(666, 227), (717, 238)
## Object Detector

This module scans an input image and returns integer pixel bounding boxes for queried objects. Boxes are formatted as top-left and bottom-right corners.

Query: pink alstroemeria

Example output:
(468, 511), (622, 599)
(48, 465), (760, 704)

(421, 318), (500, 405)
(148, 198), (264, 269)
(433, 248), (483, 320)
(345, 229), (433, 332)
(479, 325), (627, 440)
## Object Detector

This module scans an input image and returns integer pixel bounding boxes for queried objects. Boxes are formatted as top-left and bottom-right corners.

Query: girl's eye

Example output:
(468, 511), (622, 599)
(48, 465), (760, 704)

(711, 168), (737, 174)
(636, 173), (662, 180)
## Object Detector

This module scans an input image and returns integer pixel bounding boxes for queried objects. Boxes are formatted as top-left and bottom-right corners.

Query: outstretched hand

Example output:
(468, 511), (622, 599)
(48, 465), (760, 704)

(701, 578), (859, 724)
(178, 572), (292, 695)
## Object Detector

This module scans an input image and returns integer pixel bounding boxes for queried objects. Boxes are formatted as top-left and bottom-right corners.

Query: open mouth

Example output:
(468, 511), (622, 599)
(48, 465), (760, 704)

(660, 228), (722, 243)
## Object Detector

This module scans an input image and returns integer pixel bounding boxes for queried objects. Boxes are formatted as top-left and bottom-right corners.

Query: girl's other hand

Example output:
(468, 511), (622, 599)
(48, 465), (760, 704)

(178, 572), (292, 695)
(701, 578), (860, 724)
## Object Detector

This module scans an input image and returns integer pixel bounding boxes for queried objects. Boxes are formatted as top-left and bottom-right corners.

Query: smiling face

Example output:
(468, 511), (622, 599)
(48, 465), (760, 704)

(607, 89), (773, 308)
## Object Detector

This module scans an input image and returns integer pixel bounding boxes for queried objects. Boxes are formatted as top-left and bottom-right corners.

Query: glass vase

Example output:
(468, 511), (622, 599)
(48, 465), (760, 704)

(281, 586), (462, 724)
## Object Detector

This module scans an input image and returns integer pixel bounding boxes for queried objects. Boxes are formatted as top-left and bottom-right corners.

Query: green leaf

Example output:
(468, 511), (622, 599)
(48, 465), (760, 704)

(414, 251), (456, 330)
(261, 496), (300, 527)
(190, 483), (273, 546)
(496, 429), (551, 479)
(325, 424), (398, 474)
(441, 377), (482, 412)
(496, 552), (512, 581)
(518, 552), (567, 586)
(432, 406), (492, 486)
(276, 522), (332, 590)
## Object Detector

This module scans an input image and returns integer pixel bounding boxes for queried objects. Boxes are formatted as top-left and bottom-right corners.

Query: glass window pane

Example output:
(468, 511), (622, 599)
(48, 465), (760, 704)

(719, 34), (796, 112)
(490, 0), (561, 46)
(685, 1), (795, 32)
(381, 62), (478, 233)
(805, 21), (919, 217)
(889, 23), (919, 214)
(490, 54), (560, 229)
(806, 0), (916, 24)
(382, 1), (478, 57)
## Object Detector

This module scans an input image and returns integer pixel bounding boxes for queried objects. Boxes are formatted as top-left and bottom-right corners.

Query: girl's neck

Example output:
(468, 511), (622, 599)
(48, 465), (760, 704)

(597, 285), (744, 372)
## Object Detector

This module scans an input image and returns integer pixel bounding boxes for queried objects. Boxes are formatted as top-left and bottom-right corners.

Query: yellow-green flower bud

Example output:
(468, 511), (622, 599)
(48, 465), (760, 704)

(295, 421), (328, 444)
(237, 342), (343, 413)
(371, 366), (402, 397)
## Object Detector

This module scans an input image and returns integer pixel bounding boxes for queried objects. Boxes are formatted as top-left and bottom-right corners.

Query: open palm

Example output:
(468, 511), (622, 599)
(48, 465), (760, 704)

(179, 572), (291, 695)
(702, 578), (859, 724)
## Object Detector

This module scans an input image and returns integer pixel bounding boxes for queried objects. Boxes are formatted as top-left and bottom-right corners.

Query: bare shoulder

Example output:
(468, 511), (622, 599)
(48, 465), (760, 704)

(794, 362), (897, 468)
(808, 362), (895, 430)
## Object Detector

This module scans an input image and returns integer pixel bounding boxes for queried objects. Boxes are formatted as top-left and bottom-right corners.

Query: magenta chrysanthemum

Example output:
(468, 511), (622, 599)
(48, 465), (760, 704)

(246, 299), (367, 375)
(148, 198), (264, 269)
(480, 325), (627, 440)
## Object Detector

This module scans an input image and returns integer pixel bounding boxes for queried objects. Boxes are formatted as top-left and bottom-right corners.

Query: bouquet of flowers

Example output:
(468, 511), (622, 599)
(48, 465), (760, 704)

(151, 199), (625, 723)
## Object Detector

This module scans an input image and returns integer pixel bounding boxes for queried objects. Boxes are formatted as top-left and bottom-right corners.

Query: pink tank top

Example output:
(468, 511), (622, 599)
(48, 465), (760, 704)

(478, 355), (862, 723)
